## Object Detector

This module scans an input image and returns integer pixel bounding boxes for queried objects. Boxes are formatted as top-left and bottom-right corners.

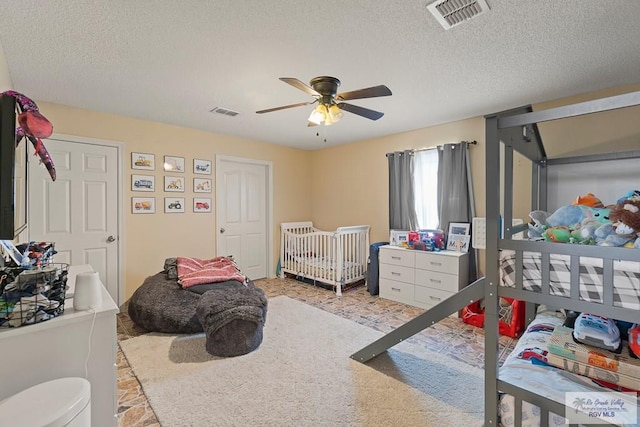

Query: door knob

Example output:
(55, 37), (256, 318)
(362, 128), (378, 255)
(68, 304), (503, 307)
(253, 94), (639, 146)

(106, 235), (116, 243)
(220, 228), (225, 234)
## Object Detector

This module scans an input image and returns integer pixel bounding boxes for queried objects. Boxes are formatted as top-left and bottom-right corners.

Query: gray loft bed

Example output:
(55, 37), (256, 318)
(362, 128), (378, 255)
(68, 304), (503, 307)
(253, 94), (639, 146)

(352, 90), (640, 426)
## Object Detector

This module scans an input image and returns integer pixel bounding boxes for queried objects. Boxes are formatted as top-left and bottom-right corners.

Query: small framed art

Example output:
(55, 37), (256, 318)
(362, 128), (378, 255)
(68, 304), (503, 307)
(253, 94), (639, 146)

(164, 156), (185, 173)
(446, 221), (471, 252)
(164, 197), (185, 213)
(194, 159), (212, 175)
(193, 198), (211, 213)
(194, 178), (212, 193)
(132, 152), (155, 170)
(132, 197), (155, 214)
(164, 176), (185, 192)
(131, 174), (155, 192)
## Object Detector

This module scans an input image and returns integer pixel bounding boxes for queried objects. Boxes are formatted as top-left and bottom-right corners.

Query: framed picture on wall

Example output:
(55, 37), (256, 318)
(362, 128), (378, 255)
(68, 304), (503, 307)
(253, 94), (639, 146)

(164, 176), (185, 192)
(194, 178), (212, 193)
(131, 174), (155, 192)
(164, 156), (185, 173)
(164, 197), (185, 213)
(193, 198), (211, 213)
(194, 159), (212, 175)
(131, 152), (155, 170)
(132, 197), (155, 214)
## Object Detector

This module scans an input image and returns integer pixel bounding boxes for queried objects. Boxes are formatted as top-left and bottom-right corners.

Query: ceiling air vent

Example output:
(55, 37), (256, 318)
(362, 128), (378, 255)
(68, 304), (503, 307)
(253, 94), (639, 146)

(427, 0), (490, 30)
(209, 107), (239, 117)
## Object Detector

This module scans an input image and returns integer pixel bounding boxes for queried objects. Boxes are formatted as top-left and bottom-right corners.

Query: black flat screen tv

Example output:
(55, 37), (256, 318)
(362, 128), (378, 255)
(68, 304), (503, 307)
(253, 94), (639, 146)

(0, 94), (19, 240)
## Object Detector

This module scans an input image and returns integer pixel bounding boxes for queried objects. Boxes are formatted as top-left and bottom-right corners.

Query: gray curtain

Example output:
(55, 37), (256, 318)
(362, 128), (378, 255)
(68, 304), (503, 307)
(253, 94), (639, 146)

(437, 142), (478, 281)
(388, 150), (419, 230)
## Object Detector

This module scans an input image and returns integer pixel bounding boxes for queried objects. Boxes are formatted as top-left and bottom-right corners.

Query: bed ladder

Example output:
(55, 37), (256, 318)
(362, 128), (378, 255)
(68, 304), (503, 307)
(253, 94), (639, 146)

(350, 278), (485, 363)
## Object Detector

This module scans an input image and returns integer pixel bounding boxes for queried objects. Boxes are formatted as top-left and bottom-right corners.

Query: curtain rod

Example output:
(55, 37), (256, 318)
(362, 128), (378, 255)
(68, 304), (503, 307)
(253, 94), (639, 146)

(386, 140), (477, 157)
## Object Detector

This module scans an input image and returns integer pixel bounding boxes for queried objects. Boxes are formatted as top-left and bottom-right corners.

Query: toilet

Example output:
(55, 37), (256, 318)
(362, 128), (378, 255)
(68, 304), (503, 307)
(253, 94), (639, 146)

(0, 377), (91, 427)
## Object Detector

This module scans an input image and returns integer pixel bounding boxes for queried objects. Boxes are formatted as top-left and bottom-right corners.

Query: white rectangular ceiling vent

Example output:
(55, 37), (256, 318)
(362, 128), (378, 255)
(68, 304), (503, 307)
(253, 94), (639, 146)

(427, 0), (490, 30)
(209, 107), (239, 117)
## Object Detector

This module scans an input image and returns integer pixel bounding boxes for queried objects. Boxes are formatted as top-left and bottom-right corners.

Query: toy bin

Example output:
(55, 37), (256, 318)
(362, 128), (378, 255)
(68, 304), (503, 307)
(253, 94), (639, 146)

(0, 263), (69, 328)
(461, 297), (525, 338)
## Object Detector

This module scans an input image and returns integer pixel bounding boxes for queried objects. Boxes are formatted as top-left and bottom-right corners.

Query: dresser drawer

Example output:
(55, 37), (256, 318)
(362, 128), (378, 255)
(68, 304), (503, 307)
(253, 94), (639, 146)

(414, 286), (455, 307)
(414, 251), (459, 274)
(380, 278), (415, 305)
(379, 247), (415, 267)
(380, 263), (414, 284)
(414, 269), (460, 293)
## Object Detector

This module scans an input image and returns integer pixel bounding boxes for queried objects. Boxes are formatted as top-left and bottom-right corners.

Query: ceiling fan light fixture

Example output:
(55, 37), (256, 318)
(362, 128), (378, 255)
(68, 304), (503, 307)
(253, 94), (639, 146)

(327, 104), (343, 123)
(308, 104), (326, 125)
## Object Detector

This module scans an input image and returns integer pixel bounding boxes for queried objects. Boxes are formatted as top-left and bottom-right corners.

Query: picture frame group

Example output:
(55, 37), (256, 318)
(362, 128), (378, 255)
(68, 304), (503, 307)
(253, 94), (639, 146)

(132, 197), (212, 214)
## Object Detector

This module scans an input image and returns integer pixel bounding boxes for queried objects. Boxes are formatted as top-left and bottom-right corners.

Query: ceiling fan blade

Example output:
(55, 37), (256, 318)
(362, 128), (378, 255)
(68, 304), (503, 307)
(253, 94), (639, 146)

(256, 101), (313, 114)
(337, 102), (384, 121)
(279, 77), (320, 97)
(336, 85), (392, 101)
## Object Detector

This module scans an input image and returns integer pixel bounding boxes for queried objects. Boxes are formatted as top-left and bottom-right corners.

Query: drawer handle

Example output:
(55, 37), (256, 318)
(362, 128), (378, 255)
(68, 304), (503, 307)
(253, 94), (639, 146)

(430, 261), (442, 266)
(391, 256), (401, 260)
(391, 287), (401, 292)
(391, 272), (401, 276)
(430, 279), (442, 284)
(429, 296), (441, 301)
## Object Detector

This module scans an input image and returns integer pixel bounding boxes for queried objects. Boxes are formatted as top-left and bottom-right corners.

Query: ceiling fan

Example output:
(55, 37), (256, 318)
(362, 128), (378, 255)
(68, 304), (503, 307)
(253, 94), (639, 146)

(256, 76), (392, 126)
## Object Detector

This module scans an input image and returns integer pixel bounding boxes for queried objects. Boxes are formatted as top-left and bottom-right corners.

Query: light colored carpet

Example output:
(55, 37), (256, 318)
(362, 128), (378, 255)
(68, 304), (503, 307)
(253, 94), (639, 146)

(120, 295), (484, 427)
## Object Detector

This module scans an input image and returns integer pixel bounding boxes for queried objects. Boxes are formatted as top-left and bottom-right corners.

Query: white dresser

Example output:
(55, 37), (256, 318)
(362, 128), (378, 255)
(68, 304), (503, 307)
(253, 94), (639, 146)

(379, 246), (469, 311)
(0, 265), (119, 426)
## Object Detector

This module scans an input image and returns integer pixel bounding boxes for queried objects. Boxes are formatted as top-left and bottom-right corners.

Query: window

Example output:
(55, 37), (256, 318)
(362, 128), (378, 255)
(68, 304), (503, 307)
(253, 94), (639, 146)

(413, 149), (439, 229)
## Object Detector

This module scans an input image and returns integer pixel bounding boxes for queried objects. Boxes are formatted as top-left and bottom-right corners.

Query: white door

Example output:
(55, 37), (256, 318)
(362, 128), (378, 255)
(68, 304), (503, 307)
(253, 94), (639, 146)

(28, 136), (121, 304)
(216, 156), (272, 280)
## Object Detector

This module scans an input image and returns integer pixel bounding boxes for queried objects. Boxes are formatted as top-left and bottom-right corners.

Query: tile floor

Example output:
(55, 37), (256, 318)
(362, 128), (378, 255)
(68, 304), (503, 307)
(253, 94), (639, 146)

(115, 277), (516, 426)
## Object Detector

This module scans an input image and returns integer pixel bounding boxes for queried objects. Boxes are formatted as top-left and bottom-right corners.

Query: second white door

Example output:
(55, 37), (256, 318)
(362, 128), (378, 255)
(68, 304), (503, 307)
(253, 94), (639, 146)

(216, 156), (271, 280)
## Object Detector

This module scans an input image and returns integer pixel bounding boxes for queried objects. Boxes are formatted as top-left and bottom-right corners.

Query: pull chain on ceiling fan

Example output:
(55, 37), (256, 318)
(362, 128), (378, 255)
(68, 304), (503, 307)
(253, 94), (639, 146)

(256, 76), (392, 126)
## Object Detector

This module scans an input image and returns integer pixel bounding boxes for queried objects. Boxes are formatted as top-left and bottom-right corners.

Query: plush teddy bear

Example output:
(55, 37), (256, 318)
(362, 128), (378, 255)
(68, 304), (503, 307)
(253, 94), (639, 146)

(597, 199), (640, 248)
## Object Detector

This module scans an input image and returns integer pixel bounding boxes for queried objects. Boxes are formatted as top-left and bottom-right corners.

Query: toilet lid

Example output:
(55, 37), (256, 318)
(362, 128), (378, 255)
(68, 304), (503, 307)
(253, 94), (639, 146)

(0, 377), (91, 427)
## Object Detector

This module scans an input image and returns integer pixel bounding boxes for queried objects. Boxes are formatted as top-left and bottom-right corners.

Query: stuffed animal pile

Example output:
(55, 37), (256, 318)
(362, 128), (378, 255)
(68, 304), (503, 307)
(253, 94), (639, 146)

(528, 191), (640, 248)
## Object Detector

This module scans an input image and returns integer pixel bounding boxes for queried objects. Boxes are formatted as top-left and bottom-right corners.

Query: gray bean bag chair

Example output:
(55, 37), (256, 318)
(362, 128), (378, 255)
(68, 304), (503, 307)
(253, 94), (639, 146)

(196, 286), (268, 357)
(127, 271), (250, 334)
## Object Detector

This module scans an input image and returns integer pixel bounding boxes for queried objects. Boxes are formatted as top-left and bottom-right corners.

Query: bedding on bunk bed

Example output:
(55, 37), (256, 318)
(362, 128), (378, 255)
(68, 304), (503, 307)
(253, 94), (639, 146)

(499, 251), (640, 310)
(499, 308), (639, 427)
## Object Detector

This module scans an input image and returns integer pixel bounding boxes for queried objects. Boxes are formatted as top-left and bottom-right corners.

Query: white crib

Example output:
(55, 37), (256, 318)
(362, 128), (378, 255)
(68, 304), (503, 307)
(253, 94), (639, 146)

(280, 222), (370, 296)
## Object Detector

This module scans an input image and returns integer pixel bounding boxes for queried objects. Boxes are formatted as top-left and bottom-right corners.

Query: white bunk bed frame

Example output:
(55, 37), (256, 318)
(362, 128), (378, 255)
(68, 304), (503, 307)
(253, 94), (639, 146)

(280, 222), (370, 296)
(352, 90), (640, 426)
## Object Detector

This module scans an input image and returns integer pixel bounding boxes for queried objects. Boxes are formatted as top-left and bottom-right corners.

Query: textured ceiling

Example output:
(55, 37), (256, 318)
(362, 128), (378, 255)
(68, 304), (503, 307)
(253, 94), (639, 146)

(1, 0), (639, 150)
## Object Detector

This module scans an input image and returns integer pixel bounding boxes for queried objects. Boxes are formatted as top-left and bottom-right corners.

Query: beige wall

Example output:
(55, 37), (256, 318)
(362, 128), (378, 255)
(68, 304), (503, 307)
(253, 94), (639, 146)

(310, 117), (486, 244)
(535, 83), (640, 158)
(0, 42), (11, 90)
(37, 102), (313, 300)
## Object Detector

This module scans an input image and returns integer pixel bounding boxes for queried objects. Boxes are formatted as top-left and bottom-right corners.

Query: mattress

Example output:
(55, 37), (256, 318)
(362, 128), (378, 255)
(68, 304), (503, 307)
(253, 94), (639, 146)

(287, 255), (362, 280)
(499, 310), (639, 427)
(500, 250), (640, 310)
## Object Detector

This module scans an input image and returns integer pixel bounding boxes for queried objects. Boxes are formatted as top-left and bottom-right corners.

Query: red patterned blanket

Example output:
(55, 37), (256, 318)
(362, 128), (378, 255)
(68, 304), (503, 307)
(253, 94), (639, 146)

(177, 256), (246, 288)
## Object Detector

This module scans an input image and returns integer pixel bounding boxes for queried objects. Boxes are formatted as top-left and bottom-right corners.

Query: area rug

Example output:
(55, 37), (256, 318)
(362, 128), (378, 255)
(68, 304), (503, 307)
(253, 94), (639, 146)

(120, 295), (484, 427)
